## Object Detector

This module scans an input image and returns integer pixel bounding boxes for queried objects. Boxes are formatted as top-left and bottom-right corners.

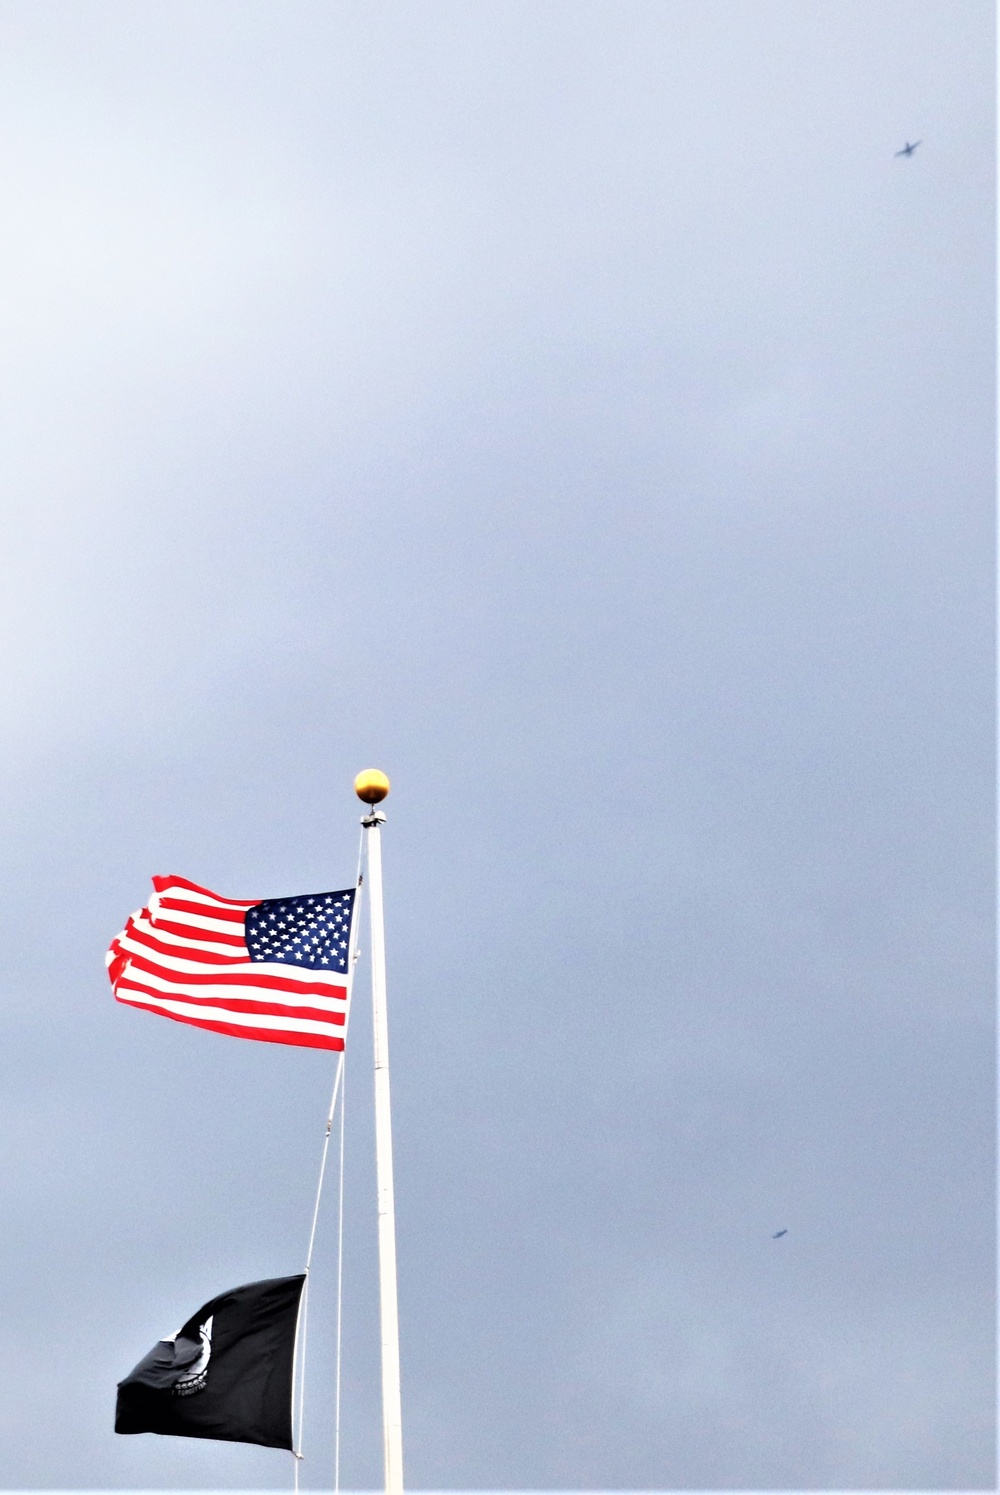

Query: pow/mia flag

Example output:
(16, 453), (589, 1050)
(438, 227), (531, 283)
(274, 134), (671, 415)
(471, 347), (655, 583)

(116, 1274), (305, 1450)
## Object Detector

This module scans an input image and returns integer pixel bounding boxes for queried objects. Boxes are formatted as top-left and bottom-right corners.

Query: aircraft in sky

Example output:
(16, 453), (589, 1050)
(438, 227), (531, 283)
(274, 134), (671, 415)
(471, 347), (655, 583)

(895, 140), (922, 157)
(772, 1229), (788, 1238)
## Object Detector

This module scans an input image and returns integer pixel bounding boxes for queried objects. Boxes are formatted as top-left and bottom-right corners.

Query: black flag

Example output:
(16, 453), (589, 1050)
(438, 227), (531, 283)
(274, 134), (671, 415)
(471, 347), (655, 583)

(116, 1274), (305, 1450)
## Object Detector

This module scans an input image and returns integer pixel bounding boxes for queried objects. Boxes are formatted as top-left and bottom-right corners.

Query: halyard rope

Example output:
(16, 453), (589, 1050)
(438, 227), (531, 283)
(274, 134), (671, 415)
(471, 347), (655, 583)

(295, 1052), (345, 1485)
(293, 827), (364, 1488)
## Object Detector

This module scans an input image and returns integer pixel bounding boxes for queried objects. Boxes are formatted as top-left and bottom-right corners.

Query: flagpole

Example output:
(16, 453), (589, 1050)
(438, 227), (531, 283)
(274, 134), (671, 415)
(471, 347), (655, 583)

(355, 770), (404, 1495)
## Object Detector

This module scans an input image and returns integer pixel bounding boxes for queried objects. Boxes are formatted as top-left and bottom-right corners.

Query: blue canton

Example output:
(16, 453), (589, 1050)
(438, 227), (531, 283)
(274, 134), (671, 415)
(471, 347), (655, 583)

(245, 888), (355, 973)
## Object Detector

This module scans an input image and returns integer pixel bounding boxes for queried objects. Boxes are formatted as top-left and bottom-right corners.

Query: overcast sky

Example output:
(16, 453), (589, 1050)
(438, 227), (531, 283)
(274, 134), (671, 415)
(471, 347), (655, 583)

(0, 2), (993, 1490)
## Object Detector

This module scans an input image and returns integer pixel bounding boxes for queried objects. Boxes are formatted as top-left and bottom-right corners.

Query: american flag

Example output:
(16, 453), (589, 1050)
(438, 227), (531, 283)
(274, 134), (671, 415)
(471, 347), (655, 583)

(107, 875), (357, 1050)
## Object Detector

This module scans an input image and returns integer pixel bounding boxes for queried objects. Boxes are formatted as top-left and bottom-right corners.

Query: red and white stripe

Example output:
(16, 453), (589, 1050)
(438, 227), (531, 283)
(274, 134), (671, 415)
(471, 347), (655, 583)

(107, 874), (353, 1051)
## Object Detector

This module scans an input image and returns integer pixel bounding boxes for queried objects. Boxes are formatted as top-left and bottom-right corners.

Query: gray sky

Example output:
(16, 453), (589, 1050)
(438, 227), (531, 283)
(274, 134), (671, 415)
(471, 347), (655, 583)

(0, 1), (993, 1489)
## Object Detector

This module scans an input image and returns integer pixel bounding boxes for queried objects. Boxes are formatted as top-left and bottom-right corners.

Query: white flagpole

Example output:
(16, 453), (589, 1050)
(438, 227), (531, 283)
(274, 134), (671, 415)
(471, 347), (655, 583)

(355, 771), (404, 1495)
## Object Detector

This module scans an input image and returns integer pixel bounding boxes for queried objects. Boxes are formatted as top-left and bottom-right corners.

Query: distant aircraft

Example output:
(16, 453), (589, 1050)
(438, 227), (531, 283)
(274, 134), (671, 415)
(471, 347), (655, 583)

(772, 1229), (788, 1238)
(895, 140), (922, 157)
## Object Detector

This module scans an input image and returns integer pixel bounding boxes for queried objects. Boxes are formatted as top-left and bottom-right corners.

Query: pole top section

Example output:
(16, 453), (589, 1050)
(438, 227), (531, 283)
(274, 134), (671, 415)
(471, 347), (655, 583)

(354, 768), (390, 805)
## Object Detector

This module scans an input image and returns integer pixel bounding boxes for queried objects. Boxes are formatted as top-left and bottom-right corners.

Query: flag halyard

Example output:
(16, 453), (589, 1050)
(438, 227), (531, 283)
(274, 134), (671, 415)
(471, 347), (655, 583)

(108, 876), (357, 1050)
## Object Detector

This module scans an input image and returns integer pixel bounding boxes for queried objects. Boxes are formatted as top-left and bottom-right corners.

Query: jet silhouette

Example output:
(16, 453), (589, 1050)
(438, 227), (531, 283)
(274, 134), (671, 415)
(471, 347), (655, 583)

(895, 140), (921, 157)
(772, 1229), (788, 1238)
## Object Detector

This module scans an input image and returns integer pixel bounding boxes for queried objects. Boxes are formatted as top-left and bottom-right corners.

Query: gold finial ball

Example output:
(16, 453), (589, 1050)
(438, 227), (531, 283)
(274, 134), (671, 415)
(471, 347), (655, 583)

(354, 768), (390, 805)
